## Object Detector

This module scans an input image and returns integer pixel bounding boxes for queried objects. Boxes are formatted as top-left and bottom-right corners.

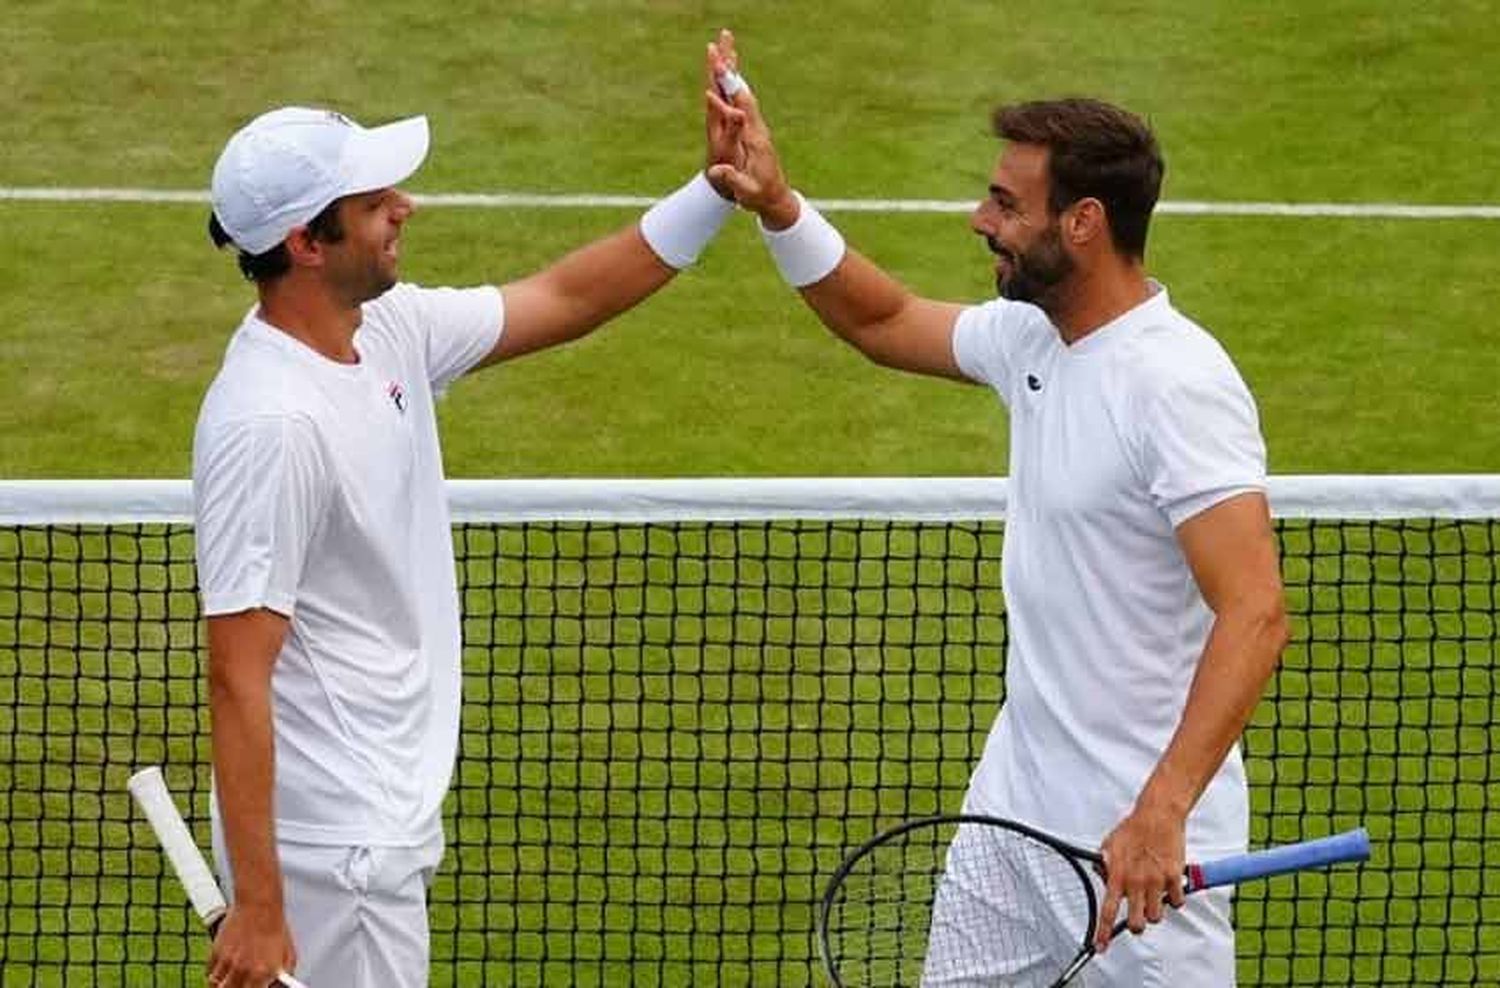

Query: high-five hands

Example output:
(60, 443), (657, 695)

(704, 30), (800, 229)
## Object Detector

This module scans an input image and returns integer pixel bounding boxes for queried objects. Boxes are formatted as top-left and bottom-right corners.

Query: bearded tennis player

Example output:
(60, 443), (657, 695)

(706, 30), (1290, 986)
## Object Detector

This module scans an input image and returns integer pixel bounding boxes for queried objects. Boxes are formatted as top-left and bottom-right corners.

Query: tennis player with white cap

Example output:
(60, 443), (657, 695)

(193, 55), (744, 988)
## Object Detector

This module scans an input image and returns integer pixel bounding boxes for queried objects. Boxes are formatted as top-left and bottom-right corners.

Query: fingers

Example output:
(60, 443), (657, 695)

(706, 163), (754, 201)
(703, 40), (729, 97)
(717, 28), (738, 71)
(708, 29), (762, 123)
(704, 89), (746, 129)
(1094, 856), (1123, 950)
(1129, 876), (1152, 932)
(1095, 854), (1185, 950)
(707, 35), (733, 97)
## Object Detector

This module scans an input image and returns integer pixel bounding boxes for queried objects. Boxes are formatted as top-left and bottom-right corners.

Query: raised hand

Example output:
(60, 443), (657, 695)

(703, 29), (747, 199)
(704, 30), (799, 229)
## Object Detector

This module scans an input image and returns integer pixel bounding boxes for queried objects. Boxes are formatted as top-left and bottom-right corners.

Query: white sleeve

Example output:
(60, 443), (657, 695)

(373, 283), (505, 393)
(1138, 361), (1268, 527)
(950, 299), (1042, 406)
(194, 414), (330, 617)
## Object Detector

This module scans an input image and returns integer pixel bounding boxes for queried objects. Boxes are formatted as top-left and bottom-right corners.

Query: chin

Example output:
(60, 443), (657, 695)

(371, 267), (399, 297)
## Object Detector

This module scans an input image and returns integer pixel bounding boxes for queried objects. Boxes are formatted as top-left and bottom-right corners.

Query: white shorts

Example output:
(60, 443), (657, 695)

(922, 822), (1236, 987)
(213, 822), (445, 988)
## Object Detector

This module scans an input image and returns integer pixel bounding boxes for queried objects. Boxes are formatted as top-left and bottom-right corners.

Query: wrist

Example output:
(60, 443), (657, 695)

(230, 890), (284, 915)
(758, 189), (800, 231)
(1136, 772), (1195, 821)
(758, 192), (847, 288)
(705, 169), (737, 202)
(639, 172), (736, 269)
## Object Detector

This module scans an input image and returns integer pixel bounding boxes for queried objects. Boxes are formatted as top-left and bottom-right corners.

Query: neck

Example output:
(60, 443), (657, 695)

(1044, 254), (1152, 345)
(256, 276), (362, 364)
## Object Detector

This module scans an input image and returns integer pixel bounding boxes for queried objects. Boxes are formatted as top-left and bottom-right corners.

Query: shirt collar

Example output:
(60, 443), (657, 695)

(1063, 279), (1169, 356)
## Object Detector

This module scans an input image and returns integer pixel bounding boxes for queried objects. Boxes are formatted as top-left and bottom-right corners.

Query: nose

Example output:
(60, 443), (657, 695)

(970, 198), (996, 237)
(391, 189), (416, 223)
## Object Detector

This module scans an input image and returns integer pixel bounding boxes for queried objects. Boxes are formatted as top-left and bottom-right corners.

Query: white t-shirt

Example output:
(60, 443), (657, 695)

(951, 285), (1266, 857)
(193, 283), (503, 847)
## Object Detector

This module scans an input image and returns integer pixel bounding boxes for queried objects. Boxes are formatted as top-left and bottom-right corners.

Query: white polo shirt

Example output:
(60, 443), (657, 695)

(193, 283), (502, 847)
(952, 285), (1266, 857)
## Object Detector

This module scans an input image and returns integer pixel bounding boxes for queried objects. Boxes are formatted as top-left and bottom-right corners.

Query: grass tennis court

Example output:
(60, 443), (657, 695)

(3, 1), (1498, 985)
(3, 1), (1498, 477)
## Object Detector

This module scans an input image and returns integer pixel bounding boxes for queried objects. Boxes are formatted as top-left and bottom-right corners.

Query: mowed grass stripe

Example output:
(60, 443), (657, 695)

(4, 187), (1500, 219)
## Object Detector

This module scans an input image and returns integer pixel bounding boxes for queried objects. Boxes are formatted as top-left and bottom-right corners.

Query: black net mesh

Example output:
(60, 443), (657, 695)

(1, 514), (1495, 985)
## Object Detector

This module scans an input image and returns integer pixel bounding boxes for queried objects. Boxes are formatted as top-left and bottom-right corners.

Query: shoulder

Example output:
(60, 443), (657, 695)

(952, 297), (1054, 385)
(361, 282), (502, 329)
(957, 297), (1053, 343)
(1118, 304), (1248, 399)
(199, 328), (301, 418)
(359, 282), (504, 360)
(195, 333), (322, 450)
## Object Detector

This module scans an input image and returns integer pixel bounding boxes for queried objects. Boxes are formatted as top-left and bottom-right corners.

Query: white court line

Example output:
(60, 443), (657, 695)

(2, 186), (1498, 219)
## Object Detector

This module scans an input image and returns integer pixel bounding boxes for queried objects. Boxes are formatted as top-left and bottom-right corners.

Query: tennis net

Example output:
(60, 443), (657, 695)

(2, 476), (1496, 986)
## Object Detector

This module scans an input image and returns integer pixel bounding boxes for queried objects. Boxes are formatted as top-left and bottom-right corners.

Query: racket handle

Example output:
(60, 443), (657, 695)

(130, 768), (309, 988)
(127, 766), (228, 926)
(1189, 828), (1370, 890)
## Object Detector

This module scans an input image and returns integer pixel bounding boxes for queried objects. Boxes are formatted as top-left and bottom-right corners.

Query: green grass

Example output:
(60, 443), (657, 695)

(3, 2), (1499, 476)
(2, 1), (1499, 985)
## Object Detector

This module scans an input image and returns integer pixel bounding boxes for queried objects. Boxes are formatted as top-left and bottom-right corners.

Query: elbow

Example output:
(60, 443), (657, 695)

(862, 343), (904, 370)
(207, 646), (277, 709)
(208, 658), (257, 707)
(1251, 594), (1292, 669)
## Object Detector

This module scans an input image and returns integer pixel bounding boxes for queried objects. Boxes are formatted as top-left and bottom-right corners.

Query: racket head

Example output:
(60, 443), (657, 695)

(818, 814), (1102, 988)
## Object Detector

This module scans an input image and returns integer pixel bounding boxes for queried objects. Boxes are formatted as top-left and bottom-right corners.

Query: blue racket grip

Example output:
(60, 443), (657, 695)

(1188, 828), (1370, 891)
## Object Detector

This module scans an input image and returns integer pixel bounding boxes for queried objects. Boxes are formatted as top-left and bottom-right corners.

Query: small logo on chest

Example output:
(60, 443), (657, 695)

(387, 380), (407, 414)
(1026, 373), (1043, 392)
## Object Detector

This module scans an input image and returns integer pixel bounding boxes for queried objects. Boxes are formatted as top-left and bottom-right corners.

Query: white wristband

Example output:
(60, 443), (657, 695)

(639, 172), (735, 269)
(758, 193), (847, 288)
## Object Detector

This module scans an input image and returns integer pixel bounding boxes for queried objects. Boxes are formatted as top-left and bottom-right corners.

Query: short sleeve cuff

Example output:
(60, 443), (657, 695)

(201, 589), (296, 619)
(1164, 481), (1267, 529)
(950, 304), (992, 385)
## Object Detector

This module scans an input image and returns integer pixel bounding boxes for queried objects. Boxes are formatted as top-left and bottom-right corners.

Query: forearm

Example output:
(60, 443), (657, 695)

(206, 613), (286, 912)
(761, 194), (903, 340)
(490, 174), (731, 364)
(799, 248), (920, 353)
(1138, 603), (1288, 817)
(524, 225), (678, 341)
(210, 671), (282, 909)
(760, 197), (966, 377)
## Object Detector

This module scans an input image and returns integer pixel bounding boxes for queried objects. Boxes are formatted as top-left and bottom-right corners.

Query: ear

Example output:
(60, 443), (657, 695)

(1064, 197), (1108, 248)
(283, 226), (326, 269)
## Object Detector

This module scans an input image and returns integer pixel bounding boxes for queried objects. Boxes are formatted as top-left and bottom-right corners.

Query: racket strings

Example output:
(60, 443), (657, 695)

(824, 822), (1095, 987)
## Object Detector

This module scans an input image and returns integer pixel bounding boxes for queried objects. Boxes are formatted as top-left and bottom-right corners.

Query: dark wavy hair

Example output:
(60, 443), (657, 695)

(992, 98), (1163, 258)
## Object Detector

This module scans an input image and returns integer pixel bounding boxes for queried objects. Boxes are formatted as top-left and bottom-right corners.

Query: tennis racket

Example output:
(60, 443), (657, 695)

(127, 766), (310, 988)
(818, 814), (1370, 988)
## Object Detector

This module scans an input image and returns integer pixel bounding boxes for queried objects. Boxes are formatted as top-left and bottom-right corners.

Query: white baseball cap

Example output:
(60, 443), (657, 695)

(210, 106), (430, 255)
